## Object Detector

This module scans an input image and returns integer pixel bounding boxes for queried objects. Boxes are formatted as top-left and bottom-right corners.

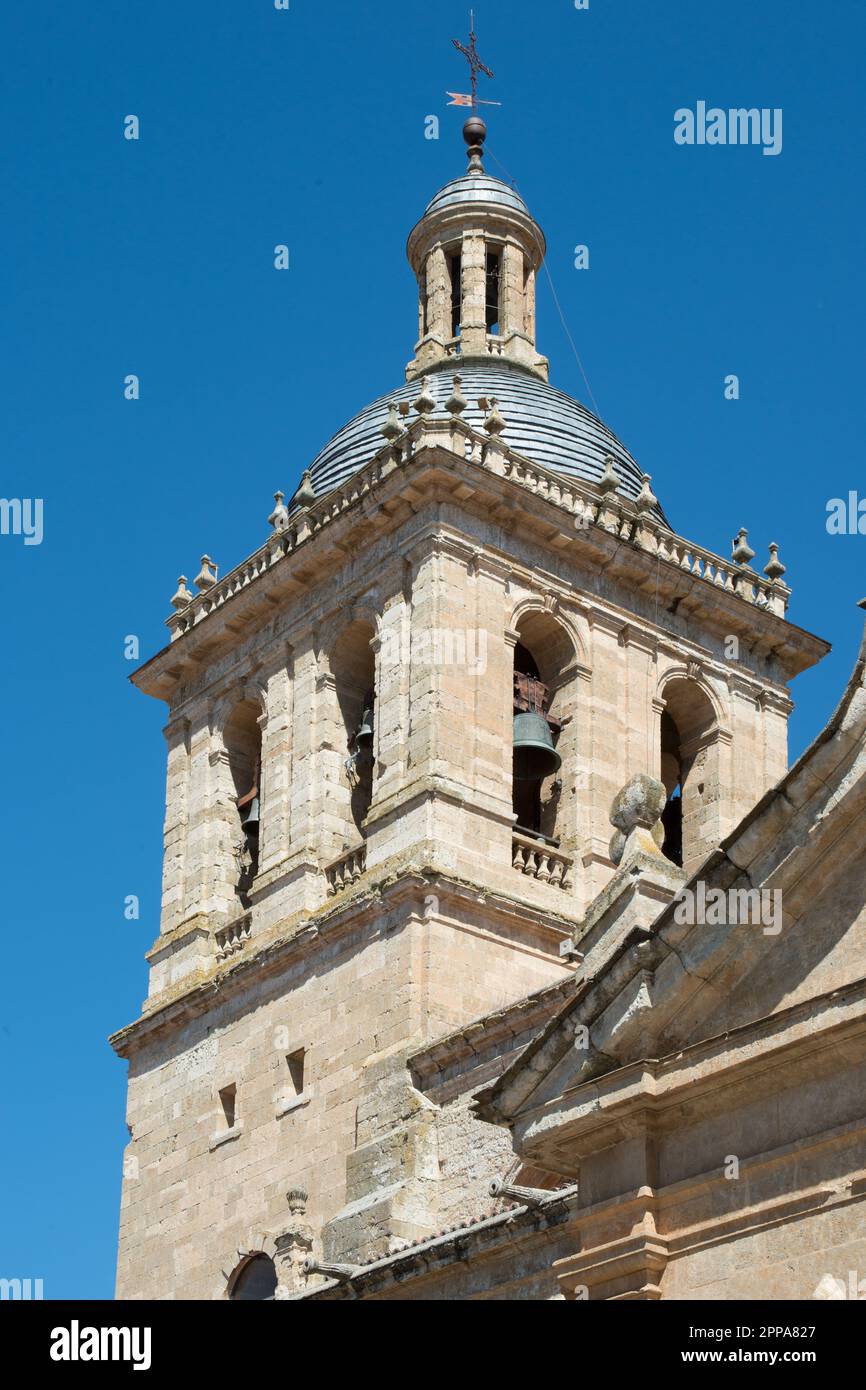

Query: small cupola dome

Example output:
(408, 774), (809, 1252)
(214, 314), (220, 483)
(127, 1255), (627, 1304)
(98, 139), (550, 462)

(406, 117), (548, 383)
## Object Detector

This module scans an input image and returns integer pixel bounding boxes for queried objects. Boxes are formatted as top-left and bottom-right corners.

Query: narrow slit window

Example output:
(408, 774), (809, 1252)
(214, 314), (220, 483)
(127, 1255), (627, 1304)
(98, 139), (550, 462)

(219, 1084), (237, 1131)
(286, 1049), (305, 1099)
(450, 252), (462, 337)
(486, 249), (501, 333)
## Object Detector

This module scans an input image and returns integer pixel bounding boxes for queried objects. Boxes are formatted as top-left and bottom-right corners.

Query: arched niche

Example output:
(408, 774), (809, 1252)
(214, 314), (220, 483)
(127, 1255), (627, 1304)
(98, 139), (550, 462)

(659, 676), (722, 876)
(328, 617), (377, 845)
(227, 1253), (278, 1301)
(223, 699), (263, 905)
(510, 609), (581, 848)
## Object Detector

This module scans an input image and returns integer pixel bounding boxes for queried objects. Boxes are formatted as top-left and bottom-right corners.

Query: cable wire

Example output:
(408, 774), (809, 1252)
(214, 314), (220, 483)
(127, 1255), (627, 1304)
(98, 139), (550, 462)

(486, 146), (603, 419)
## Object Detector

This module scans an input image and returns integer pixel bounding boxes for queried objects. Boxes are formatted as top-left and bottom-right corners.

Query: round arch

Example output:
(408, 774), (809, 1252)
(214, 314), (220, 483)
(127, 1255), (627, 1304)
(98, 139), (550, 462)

(656, 669), (729, 875)
(217, 1231), (279, 1301)
(211, 679), (269, 739)
(227, 1253), (278, 1301)
(657, 665), (728, 730)
(509, 599), (589, 677)
(509, 605), (586, 853)
(316, 601), (383, 662)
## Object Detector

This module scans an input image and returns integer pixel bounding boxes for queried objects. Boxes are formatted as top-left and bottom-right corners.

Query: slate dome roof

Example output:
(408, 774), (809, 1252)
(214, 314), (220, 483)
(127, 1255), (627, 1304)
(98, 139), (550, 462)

(421, 172), (532, 219)
(304, 360), (666, 521)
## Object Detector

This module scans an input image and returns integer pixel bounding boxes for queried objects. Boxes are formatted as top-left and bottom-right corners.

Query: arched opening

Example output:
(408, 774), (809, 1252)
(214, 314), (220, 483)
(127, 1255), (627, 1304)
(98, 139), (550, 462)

(485, 247), (501, 334)
(659, 679), (718, 876)
(228, 1254), (277, 1302)
(511, 613), (576, 846)
(660, 710), (683, 866)
(449, 250), (462, 337)
(419, 269), (428, 338)
(331, 619), (377, 844)
(224, 700), (263, 907)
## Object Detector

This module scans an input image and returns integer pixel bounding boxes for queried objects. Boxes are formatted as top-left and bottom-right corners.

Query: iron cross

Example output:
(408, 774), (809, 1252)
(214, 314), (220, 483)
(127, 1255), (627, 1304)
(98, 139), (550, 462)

(451, 11), (495, 111)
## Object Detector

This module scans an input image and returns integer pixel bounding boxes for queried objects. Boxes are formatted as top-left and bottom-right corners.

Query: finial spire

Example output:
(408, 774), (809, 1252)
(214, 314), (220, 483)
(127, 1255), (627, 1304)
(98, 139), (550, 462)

(764, 542), (786, 581)
(450, 12), (495, 113)
(463, 114), (487, 172)
(447, 10), (500, 171)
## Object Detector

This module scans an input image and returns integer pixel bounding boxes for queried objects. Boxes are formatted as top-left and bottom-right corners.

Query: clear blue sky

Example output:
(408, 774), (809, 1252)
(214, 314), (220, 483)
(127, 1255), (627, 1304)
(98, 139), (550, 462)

(2, 0), (864, 1299)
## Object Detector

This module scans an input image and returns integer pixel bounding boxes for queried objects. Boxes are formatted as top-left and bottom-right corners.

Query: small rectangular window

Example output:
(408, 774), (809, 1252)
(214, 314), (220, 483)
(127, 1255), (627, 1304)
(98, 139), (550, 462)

(286, 1049), (305, 1099)
(486, 250), (501, 334)
(450, 252), (462, 337)
(219, 1084), (237, 1130)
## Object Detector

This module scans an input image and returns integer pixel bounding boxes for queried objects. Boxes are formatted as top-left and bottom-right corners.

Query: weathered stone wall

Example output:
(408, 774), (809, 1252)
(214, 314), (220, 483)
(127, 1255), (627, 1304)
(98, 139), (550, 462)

(147, 509), (791, 1008)
(116, 892), (569, 1298)
(118, 438), (812, 1298)
(662, 1202), (866, 1301)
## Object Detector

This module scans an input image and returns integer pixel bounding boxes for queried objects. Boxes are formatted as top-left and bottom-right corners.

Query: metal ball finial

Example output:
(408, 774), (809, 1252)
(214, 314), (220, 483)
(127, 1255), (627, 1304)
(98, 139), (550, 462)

(463, 115), (486, 172)
(463, 114), (487, 148)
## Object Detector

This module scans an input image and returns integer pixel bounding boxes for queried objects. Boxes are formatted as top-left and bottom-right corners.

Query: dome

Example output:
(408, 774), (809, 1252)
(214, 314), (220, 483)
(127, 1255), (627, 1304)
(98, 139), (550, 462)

(303, 361), (666, 522)
(422, 172), (531, 219)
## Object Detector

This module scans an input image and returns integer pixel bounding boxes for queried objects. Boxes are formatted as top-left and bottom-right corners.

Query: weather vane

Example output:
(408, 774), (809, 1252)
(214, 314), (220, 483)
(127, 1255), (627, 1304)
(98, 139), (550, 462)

(447, 10), (501, 111)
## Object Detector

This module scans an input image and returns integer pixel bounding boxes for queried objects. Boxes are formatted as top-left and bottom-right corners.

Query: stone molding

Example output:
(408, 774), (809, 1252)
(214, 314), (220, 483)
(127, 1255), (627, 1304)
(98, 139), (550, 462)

(133, 426), (819, 706)
(110, 865), (577, 1059)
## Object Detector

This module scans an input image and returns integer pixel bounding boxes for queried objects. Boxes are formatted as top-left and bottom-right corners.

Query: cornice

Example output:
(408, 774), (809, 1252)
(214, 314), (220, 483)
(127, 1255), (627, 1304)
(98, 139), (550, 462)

(515, 980), (866, 1162)
(131, 420), (827, 705)
(108, 863), (576, 1060)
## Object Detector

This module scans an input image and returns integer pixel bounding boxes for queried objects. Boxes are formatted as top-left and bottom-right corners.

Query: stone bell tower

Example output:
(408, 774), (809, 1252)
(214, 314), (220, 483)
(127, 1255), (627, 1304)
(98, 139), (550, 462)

(111, 116), (827, 1300)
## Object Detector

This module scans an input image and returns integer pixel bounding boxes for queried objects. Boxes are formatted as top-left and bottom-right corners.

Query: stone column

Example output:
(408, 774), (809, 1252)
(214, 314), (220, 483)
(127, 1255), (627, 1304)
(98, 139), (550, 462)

(159, 717), (191, 934)
(500, 241), (525, 339)
(367, 562), (410, 812)
(548, 647), (593, 919)
(426, 244), (450, 342)
(621, 628), (659, 784)
(761, 689), (792, 789)
(258, 645), (293, 879)
(417, 269), (426, 341)
(315, 665), (353, 865)
(679, 723), (733, 876)
(208, 734), (246, 920)
(525, 267), (537, 339)
(365, 538), (515, 881)
(459, 230), (488, 355)
(583, 611), (627, 900)
(281, 633), (326, 909)
(181, 702), (231, 922)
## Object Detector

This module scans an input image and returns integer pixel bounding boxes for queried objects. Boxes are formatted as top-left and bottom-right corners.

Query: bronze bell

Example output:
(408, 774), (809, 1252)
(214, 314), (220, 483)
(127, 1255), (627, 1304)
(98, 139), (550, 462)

(513, 712), (561, 782)
(240, 796), (260, 836)
(355, 706), (374, 747)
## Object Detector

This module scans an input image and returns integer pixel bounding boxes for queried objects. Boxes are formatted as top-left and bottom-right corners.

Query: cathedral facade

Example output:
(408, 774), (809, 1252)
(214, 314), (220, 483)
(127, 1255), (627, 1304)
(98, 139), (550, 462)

(112, 118), (866, 1301)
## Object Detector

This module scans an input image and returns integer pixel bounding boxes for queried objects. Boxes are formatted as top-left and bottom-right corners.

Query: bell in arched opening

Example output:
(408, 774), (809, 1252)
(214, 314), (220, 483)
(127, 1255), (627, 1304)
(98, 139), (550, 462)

(240, 795), (260, 837)
(513, 711), (561, 782)
(354, 697), (374, 748)
(512, 670), (561, 782)
(237, 757), (261, 842)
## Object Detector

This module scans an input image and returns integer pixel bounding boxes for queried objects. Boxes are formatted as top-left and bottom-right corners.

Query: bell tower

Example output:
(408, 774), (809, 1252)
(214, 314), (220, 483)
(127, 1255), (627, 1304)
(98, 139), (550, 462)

(112, 96), (827, 1299)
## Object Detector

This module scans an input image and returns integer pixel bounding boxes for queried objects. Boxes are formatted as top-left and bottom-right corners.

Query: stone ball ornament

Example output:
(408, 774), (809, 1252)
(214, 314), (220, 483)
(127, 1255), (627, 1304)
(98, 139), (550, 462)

(609, 773), (668, 868)
(610, 774), (667, 833)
